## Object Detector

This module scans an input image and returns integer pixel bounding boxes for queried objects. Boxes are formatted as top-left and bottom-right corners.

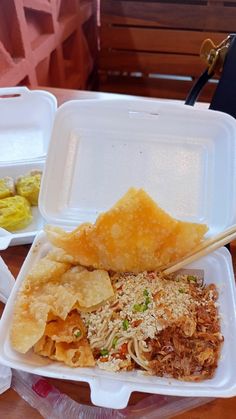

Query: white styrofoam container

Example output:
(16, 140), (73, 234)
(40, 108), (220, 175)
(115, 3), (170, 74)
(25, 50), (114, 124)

(40, 99), (236, 234)
(0, 99), (236, 408)
(0, 256), (15, 394)
(0, 86), (57, 249)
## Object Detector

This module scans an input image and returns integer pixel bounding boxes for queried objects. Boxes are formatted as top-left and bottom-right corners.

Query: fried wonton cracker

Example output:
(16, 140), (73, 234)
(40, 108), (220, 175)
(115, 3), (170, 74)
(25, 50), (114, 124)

(10, 258), (71, 353)
(10, 258), (114, 354)
(54, 339), (95, 367)
(45, 311), (87, 343)
(46, 247), (81, 265)
(26, 257), (71, 286)
(34, 335), (56, 358)
(46, 188), (208, 273)
(60, 268), (114, 310)
(34, 311), (95, 367)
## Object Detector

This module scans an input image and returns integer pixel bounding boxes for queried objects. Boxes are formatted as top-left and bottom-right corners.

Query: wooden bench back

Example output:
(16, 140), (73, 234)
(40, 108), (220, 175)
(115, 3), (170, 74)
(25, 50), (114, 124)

(99, 0), (236, 101)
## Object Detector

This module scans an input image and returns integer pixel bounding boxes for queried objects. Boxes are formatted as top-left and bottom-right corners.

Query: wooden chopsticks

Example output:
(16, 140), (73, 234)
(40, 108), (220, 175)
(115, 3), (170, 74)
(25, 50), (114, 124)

(162, 224), (236, 275)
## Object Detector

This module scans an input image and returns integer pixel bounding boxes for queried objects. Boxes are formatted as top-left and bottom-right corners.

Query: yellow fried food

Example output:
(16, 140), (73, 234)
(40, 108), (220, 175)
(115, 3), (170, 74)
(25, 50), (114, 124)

(60, 268), (115, 311)
(46, 188), (208, 273)
(0, 177), (15, 199)
(16, 171), (42, 206)
(34, 336), (95, 367)
(46, 247), (81, 265)
(54, 339), (95, 367)
(45, 311), (87, 343)
(33, 311), (95, 367)
(0, 195), (32, 232)
(10, 257), (114, 354)
(10, 258), (71, 353)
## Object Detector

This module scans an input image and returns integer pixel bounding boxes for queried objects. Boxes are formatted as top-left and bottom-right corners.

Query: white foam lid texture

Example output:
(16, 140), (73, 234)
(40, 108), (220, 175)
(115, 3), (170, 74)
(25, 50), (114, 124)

(0, 87), (57, 164)
(40, 99), (236, 236)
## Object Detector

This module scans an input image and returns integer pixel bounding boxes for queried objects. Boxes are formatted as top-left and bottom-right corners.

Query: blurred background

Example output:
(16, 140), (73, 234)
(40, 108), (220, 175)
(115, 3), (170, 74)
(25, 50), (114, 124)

(0, 0), (235, 102)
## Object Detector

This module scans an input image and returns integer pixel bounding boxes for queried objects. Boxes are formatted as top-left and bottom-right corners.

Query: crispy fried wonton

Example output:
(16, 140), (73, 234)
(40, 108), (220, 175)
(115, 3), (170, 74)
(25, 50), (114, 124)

(45, 188), (208, 272)
(10, 258), (114, 354)
(33, 311), (95, 367)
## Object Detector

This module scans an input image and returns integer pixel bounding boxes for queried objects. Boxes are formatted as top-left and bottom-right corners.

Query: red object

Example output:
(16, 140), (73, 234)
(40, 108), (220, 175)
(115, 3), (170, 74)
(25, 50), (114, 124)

(32, 379), (54, 398)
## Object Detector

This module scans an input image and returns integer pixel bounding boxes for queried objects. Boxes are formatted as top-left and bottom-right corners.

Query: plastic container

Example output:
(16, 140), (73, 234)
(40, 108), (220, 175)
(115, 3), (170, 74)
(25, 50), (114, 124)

(0, 99), (236, 408)
(0, 86), (57, 249)
(12, 370), (214, 418)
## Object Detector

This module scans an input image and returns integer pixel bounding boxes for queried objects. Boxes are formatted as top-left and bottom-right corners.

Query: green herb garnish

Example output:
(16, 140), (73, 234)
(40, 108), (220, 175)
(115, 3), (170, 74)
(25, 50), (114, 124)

(145, 296), (151, 306)
(73, 329), (81, 338)
(187, 275), (197, 282)
(123, 319), (129, 330)
(100, 349), (109, 356)
(178, 288), (185, 293)
(112, 336), (119, 349)
(133, 303), (146, 312)
(133, 293), (151, 312)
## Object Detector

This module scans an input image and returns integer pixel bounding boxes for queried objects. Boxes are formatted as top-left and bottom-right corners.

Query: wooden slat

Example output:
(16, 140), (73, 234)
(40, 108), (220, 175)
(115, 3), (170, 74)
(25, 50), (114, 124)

(101, 1), (236, 32)
(100, 50), (208, 78)
(101, 26), (226, 55)
(100, 74), (217, 102)
(23, 0), (52, 13)
(80, 1), (93, 24)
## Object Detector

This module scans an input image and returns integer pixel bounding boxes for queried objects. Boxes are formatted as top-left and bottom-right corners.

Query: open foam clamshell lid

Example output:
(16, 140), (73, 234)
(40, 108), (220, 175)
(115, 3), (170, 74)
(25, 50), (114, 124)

(40, 98), (236, 234)
(0, 87), (57, 250)
(0, 86), (57, 165)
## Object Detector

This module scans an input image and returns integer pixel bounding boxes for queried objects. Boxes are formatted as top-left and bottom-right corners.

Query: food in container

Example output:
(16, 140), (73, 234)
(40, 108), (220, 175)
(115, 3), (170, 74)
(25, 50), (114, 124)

(10, 189), (222, 382)
(0, 195), (32, 232)
(16, 171), (42, 206)
(0, 177), (15, 199)
(0, 171), (42, 232)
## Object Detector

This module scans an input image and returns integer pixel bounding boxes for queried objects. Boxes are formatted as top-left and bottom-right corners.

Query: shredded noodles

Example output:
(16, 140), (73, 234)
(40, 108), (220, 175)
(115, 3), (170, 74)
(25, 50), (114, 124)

(81, 272), (223, 379)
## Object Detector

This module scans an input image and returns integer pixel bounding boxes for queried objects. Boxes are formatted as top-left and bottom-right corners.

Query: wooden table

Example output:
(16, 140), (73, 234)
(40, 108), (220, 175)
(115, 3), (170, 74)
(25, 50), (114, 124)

(0, 87), (235, 418)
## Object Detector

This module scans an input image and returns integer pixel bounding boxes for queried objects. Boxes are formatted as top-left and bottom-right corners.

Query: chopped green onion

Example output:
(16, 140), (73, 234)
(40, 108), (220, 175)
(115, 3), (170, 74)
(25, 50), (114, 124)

(73, 329), (81, 338)
(143, 289), (149, 297)
(123, 319), (129, 330)
(178, 288), (185, 293)
(100, 348), (109, 356)
(112, 336), (119, 349)
(133, 303), (147, 312)
(145, 296), (151, 306)
(187, 275), (197, 282)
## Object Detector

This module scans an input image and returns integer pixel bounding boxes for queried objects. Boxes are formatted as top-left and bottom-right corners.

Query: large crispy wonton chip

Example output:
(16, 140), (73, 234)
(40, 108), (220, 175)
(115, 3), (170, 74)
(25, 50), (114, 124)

(10, 258), (114, 354)
(10, 258), (71, 353)
(46, 247), (81, 265)
(45, 188), (208, 272)
(60, 268), (114, 310)
(27, 257), (71, 286)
